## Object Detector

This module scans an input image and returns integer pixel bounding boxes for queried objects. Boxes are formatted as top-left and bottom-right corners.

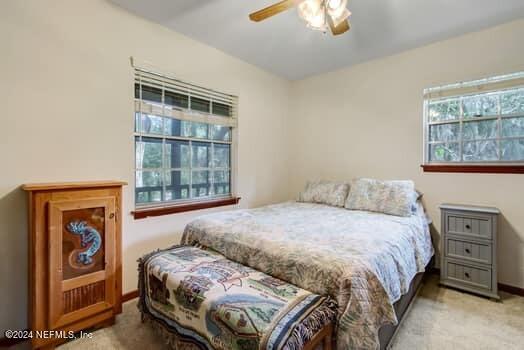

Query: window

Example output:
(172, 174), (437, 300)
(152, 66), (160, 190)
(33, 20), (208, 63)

(134, 67), (238, 214)
(423, 72), (524, 173)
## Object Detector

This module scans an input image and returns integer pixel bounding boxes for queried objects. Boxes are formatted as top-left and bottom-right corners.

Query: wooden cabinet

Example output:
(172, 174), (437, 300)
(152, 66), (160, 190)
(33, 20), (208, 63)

(23, 181), (126, 349)
(439, 203), (500, 300)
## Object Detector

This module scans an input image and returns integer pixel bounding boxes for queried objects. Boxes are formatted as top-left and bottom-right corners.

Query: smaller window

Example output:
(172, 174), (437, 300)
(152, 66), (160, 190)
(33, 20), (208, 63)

(423, 73), (524, 169)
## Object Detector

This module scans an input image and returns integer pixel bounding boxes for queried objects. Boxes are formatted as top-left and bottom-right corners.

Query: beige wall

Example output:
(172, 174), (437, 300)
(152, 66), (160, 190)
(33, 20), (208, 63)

(289, 19), (524, 288)
(0, 0), (292, 332)
(2, 0), (524, 334)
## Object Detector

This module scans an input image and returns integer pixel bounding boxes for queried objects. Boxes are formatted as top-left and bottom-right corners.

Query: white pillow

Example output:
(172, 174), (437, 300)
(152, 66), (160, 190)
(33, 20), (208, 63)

(298, 180), (350, 207)
(344, 178), (416, 217)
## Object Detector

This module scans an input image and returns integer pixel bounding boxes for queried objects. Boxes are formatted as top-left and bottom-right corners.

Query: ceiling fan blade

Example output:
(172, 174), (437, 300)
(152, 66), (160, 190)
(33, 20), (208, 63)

(329, 18), (350, 36)
(249, 0), (296, 22)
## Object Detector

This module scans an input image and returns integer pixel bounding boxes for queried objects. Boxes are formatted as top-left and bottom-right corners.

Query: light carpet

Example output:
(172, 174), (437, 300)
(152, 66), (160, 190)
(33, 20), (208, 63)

(53, 275), (523, 350)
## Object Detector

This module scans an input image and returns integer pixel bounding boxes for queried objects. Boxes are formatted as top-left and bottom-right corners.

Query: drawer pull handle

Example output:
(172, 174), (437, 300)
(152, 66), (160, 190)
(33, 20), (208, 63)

(464, 272), (470, 278)
(465, 248), (471, 254)
(465, 224), (471, 230)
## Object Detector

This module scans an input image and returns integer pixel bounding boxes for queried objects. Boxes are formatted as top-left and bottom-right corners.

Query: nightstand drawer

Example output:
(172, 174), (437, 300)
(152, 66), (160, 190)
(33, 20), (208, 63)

(445, 213), (492, 239)
(445, 238), (492, 265)
(445, 260), (492, 290)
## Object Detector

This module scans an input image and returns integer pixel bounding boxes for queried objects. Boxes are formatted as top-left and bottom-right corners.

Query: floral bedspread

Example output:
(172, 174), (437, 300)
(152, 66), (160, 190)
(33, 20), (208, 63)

(181, 201), (434, 349)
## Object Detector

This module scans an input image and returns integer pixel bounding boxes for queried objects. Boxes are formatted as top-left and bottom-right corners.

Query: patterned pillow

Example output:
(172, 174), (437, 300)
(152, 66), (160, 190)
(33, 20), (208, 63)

(298, 180), (350, 207)
(344, 178), (416, 217)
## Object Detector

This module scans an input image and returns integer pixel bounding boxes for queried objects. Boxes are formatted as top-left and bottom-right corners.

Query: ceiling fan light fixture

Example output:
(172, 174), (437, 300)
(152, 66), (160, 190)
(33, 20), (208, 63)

(297, 0), (326, 29)
(249, 0), (351, 36)
(307, 10), (327, 31)
(326, 0), (347, 16)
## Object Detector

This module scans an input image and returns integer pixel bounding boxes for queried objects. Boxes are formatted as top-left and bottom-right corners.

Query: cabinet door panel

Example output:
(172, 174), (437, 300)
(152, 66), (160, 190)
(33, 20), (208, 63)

(48, 197), (116, 329)
(61, 207), (106, 279)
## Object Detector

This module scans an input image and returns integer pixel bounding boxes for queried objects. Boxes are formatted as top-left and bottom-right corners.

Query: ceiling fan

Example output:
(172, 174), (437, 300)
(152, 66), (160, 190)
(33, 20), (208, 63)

(249, 0), (351, 35)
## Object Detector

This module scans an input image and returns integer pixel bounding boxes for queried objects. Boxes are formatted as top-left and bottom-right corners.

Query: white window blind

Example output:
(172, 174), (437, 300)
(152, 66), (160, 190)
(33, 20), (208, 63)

(423, 72), (524, 164)
(133, 65), (238, 207)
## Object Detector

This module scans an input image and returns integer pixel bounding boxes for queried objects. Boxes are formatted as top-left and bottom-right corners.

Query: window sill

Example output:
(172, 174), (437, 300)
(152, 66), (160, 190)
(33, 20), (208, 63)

(421, 164), (524, 174)
(132, 197), (241, 219)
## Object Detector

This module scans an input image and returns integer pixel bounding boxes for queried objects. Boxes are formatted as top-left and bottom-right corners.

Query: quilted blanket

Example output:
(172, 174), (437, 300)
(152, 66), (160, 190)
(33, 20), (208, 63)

(181, 201), (434, 349)
(138, 245), (337, 350)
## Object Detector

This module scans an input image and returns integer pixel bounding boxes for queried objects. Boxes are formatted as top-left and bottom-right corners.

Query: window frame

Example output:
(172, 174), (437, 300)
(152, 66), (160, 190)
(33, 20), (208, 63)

(132, 65), (240, 218)
(422, 72), (524, 174)
(134, 122), (233, 205)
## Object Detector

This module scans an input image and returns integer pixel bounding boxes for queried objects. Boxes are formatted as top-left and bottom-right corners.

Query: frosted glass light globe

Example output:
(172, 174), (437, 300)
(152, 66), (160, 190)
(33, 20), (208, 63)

(298, 0), (321, 19)
(297, 0), (326, 31)
(327, 0), (342, 10)
(326, 0), (350, 27)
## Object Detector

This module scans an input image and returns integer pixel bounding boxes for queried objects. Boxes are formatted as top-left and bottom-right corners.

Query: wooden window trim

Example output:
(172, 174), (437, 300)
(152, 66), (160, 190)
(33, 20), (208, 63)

(132, 197), (241, 219)
(421, 164), (524, 174)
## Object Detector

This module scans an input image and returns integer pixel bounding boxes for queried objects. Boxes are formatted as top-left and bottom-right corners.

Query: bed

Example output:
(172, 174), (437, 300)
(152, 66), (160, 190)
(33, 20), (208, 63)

(181, 201), (434, 350)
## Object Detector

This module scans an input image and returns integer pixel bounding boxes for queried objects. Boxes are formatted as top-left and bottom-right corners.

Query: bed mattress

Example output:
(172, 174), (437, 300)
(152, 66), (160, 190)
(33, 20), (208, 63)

(182, 201), (434, 349)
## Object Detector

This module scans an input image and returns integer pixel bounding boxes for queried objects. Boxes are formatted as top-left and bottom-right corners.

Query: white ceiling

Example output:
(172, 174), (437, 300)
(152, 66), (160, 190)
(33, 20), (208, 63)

(110, 0), (524, 80)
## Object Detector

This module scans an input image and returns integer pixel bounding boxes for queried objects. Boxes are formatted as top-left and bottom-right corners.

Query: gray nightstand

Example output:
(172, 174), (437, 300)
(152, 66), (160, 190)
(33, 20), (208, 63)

(439, 204), (500, 299)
